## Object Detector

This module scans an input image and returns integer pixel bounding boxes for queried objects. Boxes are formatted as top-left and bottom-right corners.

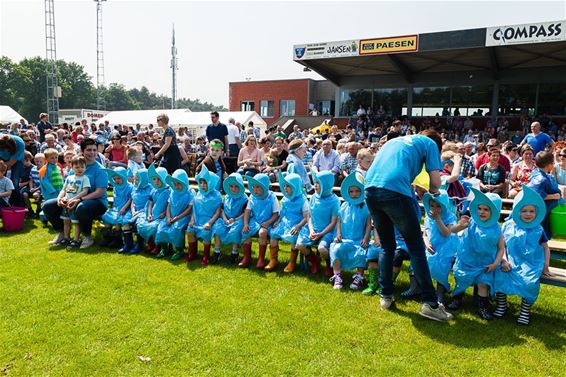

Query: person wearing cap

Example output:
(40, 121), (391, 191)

(186, 166), (223, 266)
(422, 191), (468, 304)
(240, 173), (280, 269)
(297, 170), (340, 277)
(100, 167), (133, 252)
(328, 172), (372, 290)
(154, 169), (195, 260)
(449, 188), (505, 320)
(474, 139), (511, 173)
(286, 138), (312, 193)
(137, 164), (172, 255)
(492, 186), (552, 325)
(270, 172), (309, 273)
(211, 173), (248, 265)
(127, 168), (153, 254)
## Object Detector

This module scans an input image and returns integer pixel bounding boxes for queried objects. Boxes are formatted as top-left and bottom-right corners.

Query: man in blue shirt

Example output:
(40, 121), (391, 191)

(520, 121), (554, 155)
(365, 130), (453, 322)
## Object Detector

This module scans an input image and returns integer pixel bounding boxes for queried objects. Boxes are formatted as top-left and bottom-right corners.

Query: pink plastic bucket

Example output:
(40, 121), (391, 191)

(1, 207), (28, 232)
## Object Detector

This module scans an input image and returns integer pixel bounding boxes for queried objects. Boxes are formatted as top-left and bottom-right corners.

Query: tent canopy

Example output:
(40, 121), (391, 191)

(0, 105), (27, 125)
(98, 110), (267, 136)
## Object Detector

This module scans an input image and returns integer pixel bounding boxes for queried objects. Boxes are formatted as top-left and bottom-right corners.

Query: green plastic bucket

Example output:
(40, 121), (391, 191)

(550, 204), (566, 237)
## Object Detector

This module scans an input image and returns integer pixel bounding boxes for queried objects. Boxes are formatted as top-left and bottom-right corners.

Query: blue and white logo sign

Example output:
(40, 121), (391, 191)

(293, 40), (360, 60)
(295, 47), (306, 59)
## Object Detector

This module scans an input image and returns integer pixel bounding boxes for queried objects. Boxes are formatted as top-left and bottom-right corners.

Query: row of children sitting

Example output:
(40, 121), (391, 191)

(55, 151), (551, 326)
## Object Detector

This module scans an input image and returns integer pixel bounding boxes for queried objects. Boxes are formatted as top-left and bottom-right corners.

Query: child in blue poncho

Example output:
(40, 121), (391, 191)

(448, 188), (505, 320)
(270, 172), (308, 273)
(186, 166), (222, 266)
(297, 170), (340, 276)
(422, 190), (468, 304)
(154, 169), (194, 260)
(212, 173), (248, 265)
(101, 167), (133, 252)
(240, 173), (280, 269)
(128, 168), (152, 254)
(493, 186), (552, 325)
(329, 172), (372, 290)
(137, 164), (171, 255)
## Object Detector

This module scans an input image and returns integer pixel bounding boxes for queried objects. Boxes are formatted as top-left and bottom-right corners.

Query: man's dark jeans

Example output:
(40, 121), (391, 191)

(365, 187), (437, 306)
(43, 198), (107, 236)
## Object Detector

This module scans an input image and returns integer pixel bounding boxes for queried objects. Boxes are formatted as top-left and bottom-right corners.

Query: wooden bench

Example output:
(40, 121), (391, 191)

(541, 267), (566, 288)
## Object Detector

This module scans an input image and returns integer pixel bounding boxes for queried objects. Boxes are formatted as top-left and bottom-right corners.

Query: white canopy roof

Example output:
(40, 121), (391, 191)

(0, 105), (27, 125)
(96, 109), (191, 126)
(98, 110), (267, 135)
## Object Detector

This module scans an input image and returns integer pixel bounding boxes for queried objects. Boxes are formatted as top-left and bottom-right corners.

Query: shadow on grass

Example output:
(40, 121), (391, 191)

(392, 299), (566, 351)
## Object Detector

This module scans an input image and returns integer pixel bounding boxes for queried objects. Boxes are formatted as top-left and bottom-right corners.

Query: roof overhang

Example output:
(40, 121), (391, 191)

(293, 20), (566, 86)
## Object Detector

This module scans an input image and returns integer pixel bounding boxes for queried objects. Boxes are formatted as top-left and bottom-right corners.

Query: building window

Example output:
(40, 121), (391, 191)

(260, 100), (274, 118)
(241, 101), (255, 111)
(318, 100), (335, 116)
(280, 100), (295, 116)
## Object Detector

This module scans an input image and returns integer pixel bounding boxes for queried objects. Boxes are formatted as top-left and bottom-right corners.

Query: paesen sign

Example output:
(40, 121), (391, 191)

(486, 20), (566, 46)
(293, 40), (359, 60)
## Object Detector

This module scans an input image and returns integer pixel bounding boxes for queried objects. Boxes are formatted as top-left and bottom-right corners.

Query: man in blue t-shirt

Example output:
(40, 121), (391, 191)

(365, 130), (453, 322)
(520, 121), (554, 155)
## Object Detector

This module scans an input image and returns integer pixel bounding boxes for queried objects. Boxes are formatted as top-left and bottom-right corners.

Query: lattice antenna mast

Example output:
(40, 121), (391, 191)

(95, 0), (107, 110)
(45, 0), (59, 124)
(171, 24), (178, 109)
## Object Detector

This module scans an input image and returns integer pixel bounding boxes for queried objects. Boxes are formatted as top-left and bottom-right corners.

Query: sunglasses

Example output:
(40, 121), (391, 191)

(561, 154), (566, 158)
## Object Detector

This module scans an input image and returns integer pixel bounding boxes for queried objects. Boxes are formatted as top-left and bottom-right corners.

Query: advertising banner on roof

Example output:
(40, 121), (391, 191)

(486, 20), (566, 46)
(293, 40), (359, 60)
(359, 35), (419, 55)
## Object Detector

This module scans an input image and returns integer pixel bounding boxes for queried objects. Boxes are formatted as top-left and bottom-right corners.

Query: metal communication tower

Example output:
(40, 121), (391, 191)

(171, 24), (178, 109)
(44, 0), (59, 124)
(95, 0), (107, 110)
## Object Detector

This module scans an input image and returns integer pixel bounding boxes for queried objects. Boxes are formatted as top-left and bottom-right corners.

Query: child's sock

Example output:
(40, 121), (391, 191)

(333, 269), (341, 276)
(231, 247), (238, 254)
(517, 298), (532, 325)
(493, 292), (507, 318)
(214, 248), (221, 254)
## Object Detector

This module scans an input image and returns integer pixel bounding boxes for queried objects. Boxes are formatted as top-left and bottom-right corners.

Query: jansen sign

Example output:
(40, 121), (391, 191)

(293, 40), (359, 60)
(486, 21), (566, 46)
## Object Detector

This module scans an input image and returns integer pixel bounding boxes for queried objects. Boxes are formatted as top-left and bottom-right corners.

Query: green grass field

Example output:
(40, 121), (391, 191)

(1, 220), (565, 376)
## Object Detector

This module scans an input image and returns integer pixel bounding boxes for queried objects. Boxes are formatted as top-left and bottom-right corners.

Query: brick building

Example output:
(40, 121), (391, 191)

(229, 79), (337, 125)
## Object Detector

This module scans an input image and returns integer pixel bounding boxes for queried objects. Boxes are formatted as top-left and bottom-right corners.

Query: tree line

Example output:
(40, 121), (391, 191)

(0, 56), (226, 122)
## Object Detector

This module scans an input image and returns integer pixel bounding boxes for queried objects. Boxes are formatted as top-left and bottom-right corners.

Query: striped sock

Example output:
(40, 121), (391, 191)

(493, 292), (507, 318)
(517, 299), (532, 325)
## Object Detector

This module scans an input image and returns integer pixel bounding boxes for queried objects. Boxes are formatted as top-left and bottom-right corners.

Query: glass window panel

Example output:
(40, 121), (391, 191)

(538, 83), (566, 116)
(498, 84), (536, 116)
(339, 89), (372, 116)
(260, 100), (274, 117)
(280, 100), (295, 116)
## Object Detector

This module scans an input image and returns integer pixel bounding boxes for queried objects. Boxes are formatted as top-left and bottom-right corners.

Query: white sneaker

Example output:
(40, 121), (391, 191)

(80, 236), (94, 249)
(330, 274), (343, 290)
(420, 303), (454, 322)
(380, 295), (395, 310)
(48, 233), (65, 245)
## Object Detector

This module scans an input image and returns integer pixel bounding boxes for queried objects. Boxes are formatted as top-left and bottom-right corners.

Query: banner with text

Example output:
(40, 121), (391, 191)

(293, 40), (359, 60)
(486, 20), (566, 46)
(359, 35), (419, 55)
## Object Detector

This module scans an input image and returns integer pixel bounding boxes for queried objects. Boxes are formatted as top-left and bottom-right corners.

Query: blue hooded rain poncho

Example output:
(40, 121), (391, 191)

(494, 186), (548, 304)
(211, 173), (248, 245)
(330, 172), (370, 270)
(422, 190), (458, 290)
(186, 165), (222, 242)
(270, 172), (307, 247)
(297, 170), (340, 247)
(241, 173), (279, 242)
(155, 169), (195, 248)
(137, 164), (171, 242)
(129, 168), (152, 224)
(102, 167), (133, 225)
(452, 187), (502, 296)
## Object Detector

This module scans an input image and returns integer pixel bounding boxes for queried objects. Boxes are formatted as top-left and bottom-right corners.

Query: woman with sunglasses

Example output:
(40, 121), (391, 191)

(104, 131), (129, 168)
(509, 145), (536, 198)
(153, 114), (181, 174)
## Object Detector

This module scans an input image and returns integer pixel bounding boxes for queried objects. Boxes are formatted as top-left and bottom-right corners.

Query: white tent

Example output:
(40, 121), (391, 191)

(99, 110), (266, 138)
(0, 105), (27, 125)
(97, 108), (191, 126)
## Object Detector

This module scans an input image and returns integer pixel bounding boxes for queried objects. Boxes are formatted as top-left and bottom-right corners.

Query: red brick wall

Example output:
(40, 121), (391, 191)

(229, 80), (310, 125)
